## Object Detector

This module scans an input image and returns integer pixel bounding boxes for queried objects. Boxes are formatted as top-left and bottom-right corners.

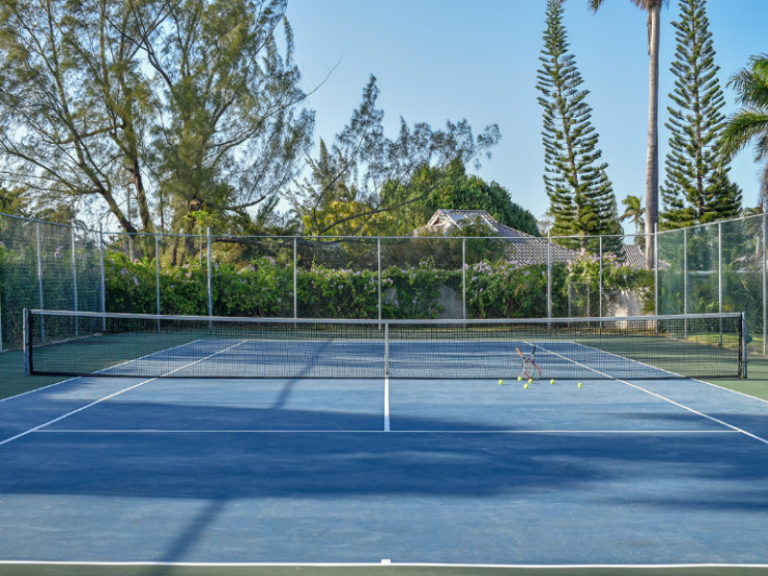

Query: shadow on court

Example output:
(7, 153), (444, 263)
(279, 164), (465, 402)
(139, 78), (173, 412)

(2, 380), (768, 565)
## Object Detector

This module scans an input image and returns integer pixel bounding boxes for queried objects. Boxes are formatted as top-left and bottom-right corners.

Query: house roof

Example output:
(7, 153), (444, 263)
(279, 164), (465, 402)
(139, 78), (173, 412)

(422, 209), (576, 265)
(420, 209), (648, 269)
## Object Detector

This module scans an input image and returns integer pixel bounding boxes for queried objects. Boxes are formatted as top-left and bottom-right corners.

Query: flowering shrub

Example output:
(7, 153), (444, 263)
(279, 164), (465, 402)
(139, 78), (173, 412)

(565, 249), (653, 314)
(465, 260), (569, 318)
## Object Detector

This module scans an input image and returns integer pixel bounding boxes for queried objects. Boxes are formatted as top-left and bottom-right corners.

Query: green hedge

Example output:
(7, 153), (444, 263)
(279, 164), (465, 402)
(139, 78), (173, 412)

(103, 251), (652, 320)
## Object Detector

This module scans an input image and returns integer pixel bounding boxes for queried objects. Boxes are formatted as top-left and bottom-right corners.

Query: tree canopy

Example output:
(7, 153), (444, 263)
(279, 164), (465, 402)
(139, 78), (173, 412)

(721, 54), (768, 211)
(660, 0), (741, 229)
(0, 0), (313, 234)
(291, 76), (503, 236)
(538, 0), (622, 254)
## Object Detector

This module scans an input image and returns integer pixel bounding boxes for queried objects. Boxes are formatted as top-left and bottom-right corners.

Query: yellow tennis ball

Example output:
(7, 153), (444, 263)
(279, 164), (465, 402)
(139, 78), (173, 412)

(523, 383), (529, 390)
(550, 379), (556, 385)
(577, 382), (583, 388)
(528, 378), (534, 384)
(498, 379), (504, 385)
(517, 376), (523, 381)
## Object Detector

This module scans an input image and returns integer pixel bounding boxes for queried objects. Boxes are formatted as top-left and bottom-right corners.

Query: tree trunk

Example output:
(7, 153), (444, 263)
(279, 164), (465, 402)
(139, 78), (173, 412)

(645, 3), (661, 269)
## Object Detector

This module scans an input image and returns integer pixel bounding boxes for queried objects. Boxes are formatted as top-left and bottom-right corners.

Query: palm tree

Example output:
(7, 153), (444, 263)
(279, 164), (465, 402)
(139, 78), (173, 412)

(721, 54), (768, 212)
(589, 0), (667, 268)
(619, 194), (645, 243)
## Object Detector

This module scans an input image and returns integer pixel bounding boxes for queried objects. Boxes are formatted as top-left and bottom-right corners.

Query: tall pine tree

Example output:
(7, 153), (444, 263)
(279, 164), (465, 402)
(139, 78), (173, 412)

(537, 0), (621, 254)
(660, 0), (741, 229)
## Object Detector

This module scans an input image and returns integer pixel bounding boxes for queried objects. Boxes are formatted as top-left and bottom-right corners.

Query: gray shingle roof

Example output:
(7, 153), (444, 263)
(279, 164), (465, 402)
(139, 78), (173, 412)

(422, 209), (576, 265)
(420, 210), (648, 269)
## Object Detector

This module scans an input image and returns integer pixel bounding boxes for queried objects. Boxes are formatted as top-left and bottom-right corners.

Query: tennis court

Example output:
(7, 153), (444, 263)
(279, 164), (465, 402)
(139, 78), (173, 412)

(1, 310), (768, 572)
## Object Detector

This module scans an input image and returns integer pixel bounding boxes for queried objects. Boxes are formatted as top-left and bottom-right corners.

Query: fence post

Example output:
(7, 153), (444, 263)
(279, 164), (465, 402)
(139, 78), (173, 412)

(155, 234), (161, 315)
(598, 235), (603, 318)
(654, 224), (659, 318)
(377, 237), (382, 326)
(718, 221), (723, 346)
(293, 237), (298, 319)
(763, 212), (766, 356)
(462, 237), (466, 320)
(718, 221), (723, 315)
(35, 221), (44, 342)
(155, 234), (161, 331)
(547, 231), (552, 320)
(99, 223), (106, 331)
(206, 227), (213, 320)
(683, 227), (688, 337)
(71, 225), (79, 337)
(23, 308), (30, 375)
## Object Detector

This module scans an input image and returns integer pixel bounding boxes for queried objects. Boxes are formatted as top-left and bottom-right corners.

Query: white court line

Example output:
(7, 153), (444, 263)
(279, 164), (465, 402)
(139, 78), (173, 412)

(0, 339), (249, 448)
(35, 428), (739, 435)
(1, 560), (768, 569)
(384, 376), (390, 431)
(535, 343), (768, 447)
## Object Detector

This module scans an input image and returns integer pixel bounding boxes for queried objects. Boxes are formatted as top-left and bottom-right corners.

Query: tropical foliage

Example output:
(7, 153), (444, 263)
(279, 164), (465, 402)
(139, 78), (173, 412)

(538, 0), (622, 254)
(660, 0), (741, 229)
(721, 54), (768, 211)
(291, 76), (503, 236)
(0, 0), (312, 235)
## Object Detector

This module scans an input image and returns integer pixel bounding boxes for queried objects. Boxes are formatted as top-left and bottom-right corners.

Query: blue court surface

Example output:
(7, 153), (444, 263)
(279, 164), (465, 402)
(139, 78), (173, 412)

(2, 359), (768, 570)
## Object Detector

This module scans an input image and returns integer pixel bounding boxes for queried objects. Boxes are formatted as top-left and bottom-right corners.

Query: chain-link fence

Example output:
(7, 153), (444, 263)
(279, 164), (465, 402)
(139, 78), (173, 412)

(657, 212), (767, 356)
(1, 212), (656, 351)
(0, 214), (104, 350)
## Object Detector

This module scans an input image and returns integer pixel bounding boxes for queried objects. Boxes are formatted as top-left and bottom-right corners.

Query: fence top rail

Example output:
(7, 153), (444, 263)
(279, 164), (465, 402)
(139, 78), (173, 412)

(1, 211), (648, 243)
(0, 212), (90, 230)
(28, 309), (744, 327)
(102, 231), (650, 242)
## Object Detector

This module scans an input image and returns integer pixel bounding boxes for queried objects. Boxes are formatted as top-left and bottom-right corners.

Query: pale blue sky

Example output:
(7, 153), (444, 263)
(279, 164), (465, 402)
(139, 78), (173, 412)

(285, 0), (768, 229)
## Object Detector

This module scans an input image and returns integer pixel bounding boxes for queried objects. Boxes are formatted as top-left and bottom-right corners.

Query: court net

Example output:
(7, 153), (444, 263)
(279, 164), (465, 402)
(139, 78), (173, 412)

(23, 309), (746, 380)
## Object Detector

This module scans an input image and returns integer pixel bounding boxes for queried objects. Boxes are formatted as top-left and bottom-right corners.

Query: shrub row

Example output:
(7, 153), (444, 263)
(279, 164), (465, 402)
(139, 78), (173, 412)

(104, 252), (652, 319)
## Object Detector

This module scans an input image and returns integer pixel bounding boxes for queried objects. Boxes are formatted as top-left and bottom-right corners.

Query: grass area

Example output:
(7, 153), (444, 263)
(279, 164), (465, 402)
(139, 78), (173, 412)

(0, 349), (65, 400)
(708, 353), (768, 401)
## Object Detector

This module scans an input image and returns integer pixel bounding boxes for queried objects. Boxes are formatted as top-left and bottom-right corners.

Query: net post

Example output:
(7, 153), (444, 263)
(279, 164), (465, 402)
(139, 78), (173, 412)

(740, 311), (748, 379)
(23, 308), (31, 376)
